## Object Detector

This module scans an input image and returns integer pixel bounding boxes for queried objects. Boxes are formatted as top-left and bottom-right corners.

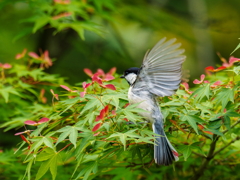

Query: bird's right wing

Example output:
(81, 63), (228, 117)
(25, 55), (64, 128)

(132, 37), (186, 97)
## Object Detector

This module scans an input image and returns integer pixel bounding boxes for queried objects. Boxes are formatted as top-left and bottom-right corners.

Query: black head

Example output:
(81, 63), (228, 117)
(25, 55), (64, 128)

(120, 67), (140, 78)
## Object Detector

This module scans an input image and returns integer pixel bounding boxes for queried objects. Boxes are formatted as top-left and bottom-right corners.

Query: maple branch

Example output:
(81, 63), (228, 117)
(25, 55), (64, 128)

(222, 119), (240, 134)
(191, 119), (240, 180)
(191, 135), (219, 180)
(213, 136), (240, 156)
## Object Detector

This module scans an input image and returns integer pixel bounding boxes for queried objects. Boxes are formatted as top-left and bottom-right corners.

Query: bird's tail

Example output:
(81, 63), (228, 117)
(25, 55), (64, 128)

(152, 121), (179, 166)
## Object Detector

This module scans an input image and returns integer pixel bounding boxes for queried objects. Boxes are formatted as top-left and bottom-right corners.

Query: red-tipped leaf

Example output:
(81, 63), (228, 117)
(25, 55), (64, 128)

(43, 50), (52, 67)
(123, 118), (129, 122)
(80, 91), (86, 98)
(104, 74), (115, 81)
(50, 89), (59, 100)
(229, 56), (240, 64)
(15, 132), (25, 136)
(103, 105), (109, 115)
(92, 74), (103, 84)
(193, 79), (201, 84)
(96, 69), (105, 76)
(181, 82), (189, 90)
(105, 84), (116, 90)
(198, 124), (204, 130)
(215, 66), (226, 71)
(203, 130), (214, 135)
(38, 117), (49, 123)
(93, 132), (100, 136)
(205, 66), (226, 72)
(211, 80), (222, 88)
(20, 135), (28, 143)
(181, 82), (193, 94)
(15, 49), (27, 60)
(60, 85), (71, 91)
(84, 68), (93, 77)
(0, 63), (12, 69)
(24, 120), (37, 125)
(52, 12), (72, 20)
(95, 109), (105, 121)
(112, 110), (116, 116)
(92, 123), (102, 132)
(205, 66), (214, 71)
(54, 0), (71, 5)
(82, 82), (91, 89)
(107, 67), (116, 75)
(193, 74), (205, 84)
(28, 52), (40, 59)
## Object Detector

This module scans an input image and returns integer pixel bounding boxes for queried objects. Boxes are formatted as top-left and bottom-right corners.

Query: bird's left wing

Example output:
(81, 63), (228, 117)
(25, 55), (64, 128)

(132, 37), (186, 97)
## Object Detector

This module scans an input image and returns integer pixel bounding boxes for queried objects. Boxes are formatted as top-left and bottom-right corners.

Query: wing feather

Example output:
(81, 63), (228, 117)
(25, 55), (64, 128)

(132, 38), (186, 97)
(148, 43), (182, 63)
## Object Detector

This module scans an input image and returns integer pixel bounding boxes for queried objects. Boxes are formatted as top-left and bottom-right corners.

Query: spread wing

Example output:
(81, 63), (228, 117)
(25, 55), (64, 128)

(132, 37), (186, 97)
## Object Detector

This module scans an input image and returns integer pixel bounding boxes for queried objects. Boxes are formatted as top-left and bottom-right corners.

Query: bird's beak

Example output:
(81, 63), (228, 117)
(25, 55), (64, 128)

(120, 75), (125, 78)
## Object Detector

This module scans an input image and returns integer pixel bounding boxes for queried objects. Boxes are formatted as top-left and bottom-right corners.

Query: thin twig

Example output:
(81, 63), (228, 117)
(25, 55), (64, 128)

(126, 160), (153, 168)
(192, 151), (206, 158)
(223, 119), (240, 134)
(58, 143), (72, 153)
(213, 136), (240, 156)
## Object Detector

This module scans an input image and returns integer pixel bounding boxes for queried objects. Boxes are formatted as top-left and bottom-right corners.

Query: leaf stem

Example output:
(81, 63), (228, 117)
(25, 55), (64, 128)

(1, 69), (5, 79)
(58, 143), (72, 153)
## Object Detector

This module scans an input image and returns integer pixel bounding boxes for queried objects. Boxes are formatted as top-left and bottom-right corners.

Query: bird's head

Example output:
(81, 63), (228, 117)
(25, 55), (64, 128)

(120, 67), (140, 85)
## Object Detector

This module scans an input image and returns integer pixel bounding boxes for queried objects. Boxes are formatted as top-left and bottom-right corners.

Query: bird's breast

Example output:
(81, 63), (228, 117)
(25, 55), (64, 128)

(128, 87), (155, 122)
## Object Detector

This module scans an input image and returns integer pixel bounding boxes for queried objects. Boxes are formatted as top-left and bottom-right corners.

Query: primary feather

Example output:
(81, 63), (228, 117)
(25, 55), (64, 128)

(132, 37), (185, 97)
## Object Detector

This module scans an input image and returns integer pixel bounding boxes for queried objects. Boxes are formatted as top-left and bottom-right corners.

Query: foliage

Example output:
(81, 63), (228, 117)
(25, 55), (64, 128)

(0, 0), (118, 40)
(231, 38), (240, 55)
(0, 1), (240, 180)
(1, 52), (239, 180)
(0, 49), (65, 131)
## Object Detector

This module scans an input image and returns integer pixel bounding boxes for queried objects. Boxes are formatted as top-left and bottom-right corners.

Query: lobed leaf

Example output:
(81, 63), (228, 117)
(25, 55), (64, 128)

(214, 88), (234, 112)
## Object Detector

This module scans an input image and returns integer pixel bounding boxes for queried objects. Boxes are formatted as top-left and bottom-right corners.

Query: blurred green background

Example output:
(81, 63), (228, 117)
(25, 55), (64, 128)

(1, 0), (240, 85)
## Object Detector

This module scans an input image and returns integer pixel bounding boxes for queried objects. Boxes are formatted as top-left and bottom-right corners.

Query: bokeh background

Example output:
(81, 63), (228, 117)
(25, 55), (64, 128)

(1, 0), (240, 85)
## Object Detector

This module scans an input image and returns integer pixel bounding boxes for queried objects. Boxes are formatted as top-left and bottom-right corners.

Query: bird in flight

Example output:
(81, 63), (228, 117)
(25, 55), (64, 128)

(121, 37), (185, 165)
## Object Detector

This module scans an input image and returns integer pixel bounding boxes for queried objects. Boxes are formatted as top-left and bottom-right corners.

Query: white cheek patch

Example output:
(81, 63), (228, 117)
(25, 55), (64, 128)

(125, 73), (137, 85)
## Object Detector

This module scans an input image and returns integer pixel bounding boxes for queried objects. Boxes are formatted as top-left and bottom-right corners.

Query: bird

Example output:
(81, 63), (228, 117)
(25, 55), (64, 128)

(120, 37), (185, 165)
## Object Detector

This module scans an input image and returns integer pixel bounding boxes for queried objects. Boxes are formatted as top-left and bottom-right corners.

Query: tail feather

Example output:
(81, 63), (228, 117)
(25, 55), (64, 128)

(153, 122), (178, 166)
